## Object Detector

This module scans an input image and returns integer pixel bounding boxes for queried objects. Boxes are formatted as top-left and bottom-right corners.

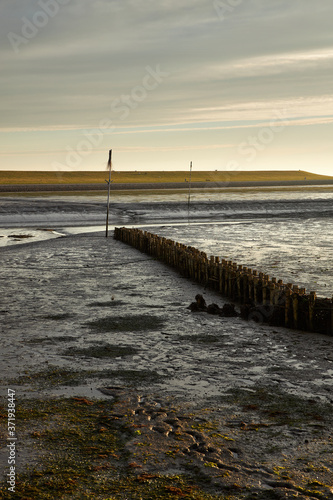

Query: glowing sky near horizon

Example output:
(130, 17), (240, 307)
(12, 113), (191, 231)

(1, 0), (333, 175)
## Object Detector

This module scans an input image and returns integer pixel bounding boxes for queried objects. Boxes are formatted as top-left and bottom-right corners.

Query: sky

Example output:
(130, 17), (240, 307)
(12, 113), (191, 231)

(1, 0), (333, 175)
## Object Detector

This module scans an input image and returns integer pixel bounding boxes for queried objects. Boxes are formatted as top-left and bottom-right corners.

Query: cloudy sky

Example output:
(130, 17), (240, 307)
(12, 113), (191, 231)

(1, 0), (333, 174)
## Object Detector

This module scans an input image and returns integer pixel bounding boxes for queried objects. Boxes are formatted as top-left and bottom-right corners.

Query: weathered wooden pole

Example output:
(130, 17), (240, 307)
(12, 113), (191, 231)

(105, 149), (112, 238)
(187, 161), (192, 219)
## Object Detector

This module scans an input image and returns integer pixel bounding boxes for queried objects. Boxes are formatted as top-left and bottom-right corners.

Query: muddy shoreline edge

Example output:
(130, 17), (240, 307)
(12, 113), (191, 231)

(1, 178), (333, 193)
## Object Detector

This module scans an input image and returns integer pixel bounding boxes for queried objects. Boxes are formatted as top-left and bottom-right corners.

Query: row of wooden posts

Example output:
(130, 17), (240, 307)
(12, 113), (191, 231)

(114, 227), (333, 336)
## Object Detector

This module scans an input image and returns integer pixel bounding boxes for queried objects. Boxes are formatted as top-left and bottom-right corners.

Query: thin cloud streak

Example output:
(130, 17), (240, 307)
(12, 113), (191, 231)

(0, 144), (235, 157)
(207, 47), (333, 78)
(1, 113), (333, 136)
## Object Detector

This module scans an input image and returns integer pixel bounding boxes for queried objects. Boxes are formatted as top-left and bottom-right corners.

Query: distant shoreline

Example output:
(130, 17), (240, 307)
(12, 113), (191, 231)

(1, 179), (333, 193)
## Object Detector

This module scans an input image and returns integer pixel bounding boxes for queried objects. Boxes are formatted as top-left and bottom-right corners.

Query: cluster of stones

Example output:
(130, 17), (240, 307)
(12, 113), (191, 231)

(188, 293), (238, 317)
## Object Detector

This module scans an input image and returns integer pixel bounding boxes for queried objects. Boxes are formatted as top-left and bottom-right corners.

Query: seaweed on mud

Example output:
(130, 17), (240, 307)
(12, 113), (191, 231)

(95, 369), (165, 384)
(9, 365), (165, 390)
(12, 366), (90, 388)
(86, 314), (165, 333)
(222, 385), (333, 426)
(62, 343), (138, 359)
(0, 396), (228, 499)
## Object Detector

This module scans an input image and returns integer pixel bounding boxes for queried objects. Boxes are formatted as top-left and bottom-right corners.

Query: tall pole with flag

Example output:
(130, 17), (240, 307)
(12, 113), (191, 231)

(105, 149), (112, 238)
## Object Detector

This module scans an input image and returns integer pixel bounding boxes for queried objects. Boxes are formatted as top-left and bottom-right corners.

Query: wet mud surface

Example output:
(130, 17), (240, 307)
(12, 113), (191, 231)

(1, 178), (333, 193)
(1, 231), (333, 498)
(0, 191), (333, 497)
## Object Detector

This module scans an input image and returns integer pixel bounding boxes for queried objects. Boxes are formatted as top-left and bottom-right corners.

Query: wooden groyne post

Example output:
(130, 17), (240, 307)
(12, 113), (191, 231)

(114, 227), (333, 336)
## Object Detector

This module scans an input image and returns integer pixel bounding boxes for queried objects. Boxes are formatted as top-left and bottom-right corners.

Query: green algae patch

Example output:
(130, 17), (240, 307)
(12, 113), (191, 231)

(0, 398), (229, 500)
(9, 365), (165, 391)
(12, 366), (90, 389)
(87, 314), (165, 333)
(0, 397), (123, 500)
(223, 385), (333, 426)
(96, 369), (165, 385)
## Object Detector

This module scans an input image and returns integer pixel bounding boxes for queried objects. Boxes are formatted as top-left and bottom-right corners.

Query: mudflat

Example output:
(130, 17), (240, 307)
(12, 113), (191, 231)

(1, 231), (332, 499)
(2, 178), (333, 193)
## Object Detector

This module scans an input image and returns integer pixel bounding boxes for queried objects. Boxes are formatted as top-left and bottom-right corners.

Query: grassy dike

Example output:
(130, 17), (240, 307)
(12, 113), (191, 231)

(0, 170), (332, 185)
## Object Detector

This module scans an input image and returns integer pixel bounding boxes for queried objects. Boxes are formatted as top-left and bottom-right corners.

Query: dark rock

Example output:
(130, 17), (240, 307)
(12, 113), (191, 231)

(221, 303), (238, 317)
(248, 305), (272, 324)
(207, 303), (221, 315)
(195, 294), (207, 310)
(241, 304), (275, 324)
(240, 303), (252, 320)
(188, 296), (239, 317)
(188, 294), (208, 312)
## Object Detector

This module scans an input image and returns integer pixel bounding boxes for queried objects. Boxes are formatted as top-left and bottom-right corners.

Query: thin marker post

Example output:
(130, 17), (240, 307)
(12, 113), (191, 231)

(105, 149), (112, 238)
(187, 161), (192, 220)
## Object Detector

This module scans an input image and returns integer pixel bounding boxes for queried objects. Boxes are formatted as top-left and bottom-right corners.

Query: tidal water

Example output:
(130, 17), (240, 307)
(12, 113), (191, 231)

(0, 187), (332, 296)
